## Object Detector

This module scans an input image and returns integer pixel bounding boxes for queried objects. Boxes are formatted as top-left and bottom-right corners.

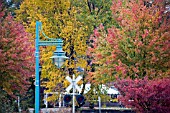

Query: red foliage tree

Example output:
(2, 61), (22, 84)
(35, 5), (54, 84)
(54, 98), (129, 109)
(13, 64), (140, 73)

(115, 77), (170, 113)
(88, 0), (170, 81)
(87, 0), (170, 112)
(0, 3), (34, 96)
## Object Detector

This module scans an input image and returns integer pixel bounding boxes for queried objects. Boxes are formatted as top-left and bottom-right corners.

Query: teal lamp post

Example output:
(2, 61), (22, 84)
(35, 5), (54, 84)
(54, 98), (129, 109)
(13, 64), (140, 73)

(35, 21), (68, 113)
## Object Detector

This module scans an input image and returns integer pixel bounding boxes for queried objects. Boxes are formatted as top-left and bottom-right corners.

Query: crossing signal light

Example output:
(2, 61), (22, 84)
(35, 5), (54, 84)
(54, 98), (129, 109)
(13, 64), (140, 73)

(64, 95), (72, 103)
(63, 94), (85, 107)
(76, 95), (85, 105)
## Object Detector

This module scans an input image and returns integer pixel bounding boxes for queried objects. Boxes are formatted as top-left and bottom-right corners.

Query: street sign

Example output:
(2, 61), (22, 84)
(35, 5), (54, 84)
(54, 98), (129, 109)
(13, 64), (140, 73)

(66, 75), (82, 93)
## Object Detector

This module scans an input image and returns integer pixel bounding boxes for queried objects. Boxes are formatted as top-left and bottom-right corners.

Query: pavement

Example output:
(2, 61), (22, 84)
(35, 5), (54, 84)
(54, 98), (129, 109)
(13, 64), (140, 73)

(28, 107), (135, 113)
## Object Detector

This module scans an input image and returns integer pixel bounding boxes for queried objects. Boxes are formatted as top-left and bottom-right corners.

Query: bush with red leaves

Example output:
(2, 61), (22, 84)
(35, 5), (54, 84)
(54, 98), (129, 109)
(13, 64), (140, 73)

(115, 77), (170, 113)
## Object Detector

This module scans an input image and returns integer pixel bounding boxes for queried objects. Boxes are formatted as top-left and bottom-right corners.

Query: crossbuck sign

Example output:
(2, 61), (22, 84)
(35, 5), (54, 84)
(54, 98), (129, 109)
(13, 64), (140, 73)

(66, 75), (82, 113)
(66, 75), (82, 93)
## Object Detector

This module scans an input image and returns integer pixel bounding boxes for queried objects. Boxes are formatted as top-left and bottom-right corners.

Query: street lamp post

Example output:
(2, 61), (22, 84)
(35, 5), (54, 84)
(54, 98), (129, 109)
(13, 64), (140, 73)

(35, 21), (68, 113)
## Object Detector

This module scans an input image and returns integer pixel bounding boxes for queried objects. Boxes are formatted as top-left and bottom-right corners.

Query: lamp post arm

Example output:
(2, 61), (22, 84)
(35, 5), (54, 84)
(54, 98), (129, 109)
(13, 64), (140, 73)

(38, 21), (61, 41)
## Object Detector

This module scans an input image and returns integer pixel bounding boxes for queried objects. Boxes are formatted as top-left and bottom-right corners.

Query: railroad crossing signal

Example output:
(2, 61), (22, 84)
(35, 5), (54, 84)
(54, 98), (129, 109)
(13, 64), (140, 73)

(65, 75), (82, 93)
(65, 75), (83, 113)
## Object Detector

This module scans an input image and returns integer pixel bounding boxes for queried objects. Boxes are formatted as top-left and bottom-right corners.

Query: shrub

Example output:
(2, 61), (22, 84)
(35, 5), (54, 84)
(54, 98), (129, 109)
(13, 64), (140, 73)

(115, 77), (170, 113)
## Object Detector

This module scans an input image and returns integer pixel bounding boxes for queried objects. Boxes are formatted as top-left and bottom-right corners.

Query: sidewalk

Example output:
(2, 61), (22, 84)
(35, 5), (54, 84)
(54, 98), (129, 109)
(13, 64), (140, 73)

(28, 108), (72, 113)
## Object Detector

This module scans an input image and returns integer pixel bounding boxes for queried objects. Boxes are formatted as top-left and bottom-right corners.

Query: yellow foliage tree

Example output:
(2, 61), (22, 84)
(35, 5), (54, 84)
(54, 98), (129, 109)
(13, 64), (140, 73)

(16, 0), (88, 101)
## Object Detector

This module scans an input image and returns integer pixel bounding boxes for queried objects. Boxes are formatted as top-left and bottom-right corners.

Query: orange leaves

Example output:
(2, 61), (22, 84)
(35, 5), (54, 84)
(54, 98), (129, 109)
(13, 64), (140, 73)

(142, 29), (149, 39)
(94, 29), (100, 37)
(111, 51), (117, 59)
(87, 47), (94, 56)
(106, 28), (116, 45)
(96, 53), (103, 59)
(86, 72), (95, 82)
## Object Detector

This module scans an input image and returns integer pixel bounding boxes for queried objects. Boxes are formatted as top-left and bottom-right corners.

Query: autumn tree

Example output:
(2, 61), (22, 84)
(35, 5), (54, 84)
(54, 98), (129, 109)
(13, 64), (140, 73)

(15, 0), (90, 102)
(70, 0), (117, 103)
(87, 0), (170, 112)
(88, 0), (170, 81)
(72, 0), (115, 34)
(0, 3), (34, 110)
